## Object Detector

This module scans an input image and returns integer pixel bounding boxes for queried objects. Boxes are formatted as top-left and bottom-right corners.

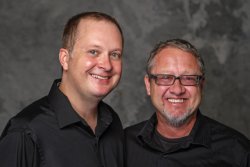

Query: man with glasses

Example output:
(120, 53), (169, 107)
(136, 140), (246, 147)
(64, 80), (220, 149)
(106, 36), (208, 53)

(125, 39), (250, 166)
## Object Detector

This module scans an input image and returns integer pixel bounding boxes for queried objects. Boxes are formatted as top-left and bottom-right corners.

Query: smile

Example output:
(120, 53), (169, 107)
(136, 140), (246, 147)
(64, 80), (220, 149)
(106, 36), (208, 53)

(168, 99), (184, 103)
(91, 74), (110, 80)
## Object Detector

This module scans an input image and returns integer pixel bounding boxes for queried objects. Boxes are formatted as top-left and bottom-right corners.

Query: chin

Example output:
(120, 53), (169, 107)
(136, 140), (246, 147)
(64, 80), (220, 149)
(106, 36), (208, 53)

(94, 89), (112, 98)
(161, 108), (195, 127)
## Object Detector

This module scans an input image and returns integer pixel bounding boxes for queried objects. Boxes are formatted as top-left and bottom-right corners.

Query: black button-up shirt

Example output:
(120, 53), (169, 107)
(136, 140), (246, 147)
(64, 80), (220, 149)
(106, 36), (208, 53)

(0, 79), (124, 167)
(125, 111), (250, 167)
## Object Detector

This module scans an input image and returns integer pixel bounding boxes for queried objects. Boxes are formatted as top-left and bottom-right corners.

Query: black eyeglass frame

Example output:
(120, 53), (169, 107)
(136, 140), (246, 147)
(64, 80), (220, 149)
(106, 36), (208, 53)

(148, 73), (204, 86)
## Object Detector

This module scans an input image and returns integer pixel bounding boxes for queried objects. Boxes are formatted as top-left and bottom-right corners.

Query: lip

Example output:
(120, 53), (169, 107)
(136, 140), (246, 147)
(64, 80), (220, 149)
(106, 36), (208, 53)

(90, 74), (111, 80)
(166, 98), (187, 103)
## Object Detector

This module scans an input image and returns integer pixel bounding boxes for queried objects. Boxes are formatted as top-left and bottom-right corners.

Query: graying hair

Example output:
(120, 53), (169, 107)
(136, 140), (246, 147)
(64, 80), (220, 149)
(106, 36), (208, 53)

(146, 39), (205, 75)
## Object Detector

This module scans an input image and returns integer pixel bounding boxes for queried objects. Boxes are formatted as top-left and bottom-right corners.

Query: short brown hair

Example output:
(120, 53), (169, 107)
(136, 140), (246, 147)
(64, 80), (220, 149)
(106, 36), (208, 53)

(62, 11), (124, 52)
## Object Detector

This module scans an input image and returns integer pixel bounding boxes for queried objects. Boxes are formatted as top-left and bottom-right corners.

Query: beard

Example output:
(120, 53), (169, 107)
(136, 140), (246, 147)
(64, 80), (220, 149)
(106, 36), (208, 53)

(161, 106), (197, 128)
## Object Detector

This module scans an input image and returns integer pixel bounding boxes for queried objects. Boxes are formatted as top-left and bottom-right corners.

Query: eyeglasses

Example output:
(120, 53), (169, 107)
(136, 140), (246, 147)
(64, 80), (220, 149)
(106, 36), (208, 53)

(148, 74), (204, 86)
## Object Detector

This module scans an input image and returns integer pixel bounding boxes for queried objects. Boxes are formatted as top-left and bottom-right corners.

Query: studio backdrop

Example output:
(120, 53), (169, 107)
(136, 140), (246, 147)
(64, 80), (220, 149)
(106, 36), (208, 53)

(0, 0), (249, 138)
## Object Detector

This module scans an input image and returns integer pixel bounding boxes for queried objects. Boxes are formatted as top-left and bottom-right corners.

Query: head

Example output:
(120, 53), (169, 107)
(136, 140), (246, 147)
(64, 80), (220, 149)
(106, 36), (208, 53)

(144, 39), (205, 127)
(59, 12), (123, 102)
(62, 12), (124, 53)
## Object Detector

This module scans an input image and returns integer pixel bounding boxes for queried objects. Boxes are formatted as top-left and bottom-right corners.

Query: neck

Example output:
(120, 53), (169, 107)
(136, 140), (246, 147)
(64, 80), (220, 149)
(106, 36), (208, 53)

(59, 79), (100, 133)
(156, 112), (197, 139)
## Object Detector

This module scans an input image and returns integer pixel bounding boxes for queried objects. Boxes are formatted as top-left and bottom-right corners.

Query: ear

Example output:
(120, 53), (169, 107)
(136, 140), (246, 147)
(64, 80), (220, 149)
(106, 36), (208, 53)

(144, 74), (151, 96)
(199, 78), (205, 93)
(59, 48), (70, 70)
(200, 77), (205, 90)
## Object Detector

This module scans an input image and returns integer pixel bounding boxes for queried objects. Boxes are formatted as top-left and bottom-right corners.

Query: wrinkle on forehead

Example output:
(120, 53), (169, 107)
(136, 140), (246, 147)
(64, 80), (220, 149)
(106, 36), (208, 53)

(152, 48), (202, 75)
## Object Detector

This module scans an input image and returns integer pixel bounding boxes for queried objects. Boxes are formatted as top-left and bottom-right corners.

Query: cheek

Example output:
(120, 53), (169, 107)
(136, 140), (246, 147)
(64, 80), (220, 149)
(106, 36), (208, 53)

(152, 86), (167, 102)
(112, 61), (122, 73)
(111, 61), (122, 77)
(85, 60), (94, 67)
(150, 88), (166, 112)
(188, 88), (202, 105)
(80, 58), (96, 71)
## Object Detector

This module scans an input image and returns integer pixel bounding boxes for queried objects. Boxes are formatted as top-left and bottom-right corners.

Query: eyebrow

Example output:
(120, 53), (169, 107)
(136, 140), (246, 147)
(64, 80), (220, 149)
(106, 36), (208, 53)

(111, 48), (122, 52)
(91, 45), (122, 53)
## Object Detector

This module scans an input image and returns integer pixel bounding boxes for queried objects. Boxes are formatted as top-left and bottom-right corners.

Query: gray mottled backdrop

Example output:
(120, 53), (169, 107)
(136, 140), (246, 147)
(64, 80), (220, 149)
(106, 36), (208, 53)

(0, 0), (250, 138)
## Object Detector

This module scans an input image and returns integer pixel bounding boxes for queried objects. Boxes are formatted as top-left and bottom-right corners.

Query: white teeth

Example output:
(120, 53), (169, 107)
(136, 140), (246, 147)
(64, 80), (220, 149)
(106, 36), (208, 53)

(91, 74), (109, 80)
(168, 99), (184, 103)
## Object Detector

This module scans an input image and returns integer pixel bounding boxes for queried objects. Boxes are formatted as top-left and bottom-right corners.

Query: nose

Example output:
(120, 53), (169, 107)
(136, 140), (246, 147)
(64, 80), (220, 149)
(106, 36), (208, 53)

(98, 54), (112, 71)
(169, 79), (185, 95)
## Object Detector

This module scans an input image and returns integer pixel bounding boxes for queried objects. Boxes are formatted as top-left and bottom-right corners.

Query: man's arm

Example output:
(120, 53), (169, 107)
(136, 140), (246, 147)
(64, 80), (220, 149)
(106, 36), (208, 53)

(0, 128), (39, 167)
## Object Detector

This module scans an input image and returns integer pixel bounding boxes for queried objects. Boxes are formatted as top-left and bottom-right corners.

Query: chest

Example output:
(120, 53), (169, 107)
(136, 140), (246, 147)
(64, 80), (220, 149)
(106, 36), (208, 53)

(35, 125), (123, 167)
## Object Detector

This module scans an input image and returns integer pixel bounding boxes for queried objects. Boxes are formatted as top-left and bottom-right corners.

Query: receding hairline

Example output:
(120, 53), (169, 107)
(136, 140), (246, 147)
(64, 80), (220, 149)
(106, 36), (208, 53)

(62, 12), (124, 52)
(74, 18), (123, 47)
(76, 17), (122, 32)
(147, 44), (205, 75)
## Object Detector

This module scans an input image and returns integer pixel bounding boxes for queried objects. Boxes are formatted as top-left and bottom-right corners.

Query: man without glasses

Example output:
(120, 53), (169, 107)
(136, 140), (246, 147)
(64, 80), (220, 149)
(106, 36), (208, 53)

(0, 11), (124, 167)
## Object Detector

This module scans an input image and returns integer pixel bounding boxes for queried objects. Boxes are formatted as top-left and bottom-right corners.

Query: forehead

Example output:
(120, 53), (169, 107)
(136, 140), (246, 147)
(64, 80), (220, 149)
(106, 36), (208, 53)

(74, 19), (123, 47)
(77, 18), (120, 35)
(152, 47), (201, 73)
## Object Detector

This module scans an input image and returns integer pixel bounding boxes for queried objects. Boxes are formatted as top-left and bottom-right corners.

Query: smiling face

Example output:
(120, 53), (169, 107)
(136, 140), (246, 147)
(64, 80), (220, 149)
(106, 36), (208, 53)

(59, 19), (123, 101)
(144, 47), (204, 127)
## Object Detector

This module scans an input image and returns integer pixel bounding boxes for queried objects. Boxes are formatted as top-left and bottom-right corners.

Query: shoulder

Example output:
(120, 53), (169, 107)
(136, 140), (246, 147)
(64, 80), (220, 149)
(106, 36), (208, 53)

(125, 120), (147, 137)
(203, 115), (250, 150)
(124, 121), (149, 157)
(2, 96), (50, 134)
(204, 115), (249, 139)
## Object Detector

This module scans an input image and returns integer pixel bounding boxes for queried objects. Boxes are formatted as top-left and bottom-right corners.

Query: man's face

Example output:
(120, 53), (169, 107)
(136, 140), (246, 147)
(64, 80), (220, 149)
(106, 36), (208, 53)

(60, 19), (123, 100)
(144, 47), (204, 127)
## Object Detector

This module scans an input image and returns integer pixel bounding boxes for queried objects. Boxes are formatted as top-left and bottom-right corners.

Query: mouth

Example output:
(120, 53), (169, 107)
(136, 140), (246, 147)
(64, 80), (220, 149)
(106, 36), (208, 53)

(91, 74), (111, 80)
(167, 98), (185, 103)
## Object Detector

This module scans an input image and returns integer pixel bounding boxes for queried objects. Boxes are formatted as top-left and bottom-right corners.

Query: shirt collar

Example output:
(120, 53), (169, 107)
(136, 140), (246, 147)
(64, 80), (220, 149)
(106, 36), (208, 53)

(47, 79), (113, 133)
(137, 114), (159, 149)
(137, 110), (211, 152)
(48, 79), (80, 128)
(191, 111), (211, 148)
(95, 102), (113, 137)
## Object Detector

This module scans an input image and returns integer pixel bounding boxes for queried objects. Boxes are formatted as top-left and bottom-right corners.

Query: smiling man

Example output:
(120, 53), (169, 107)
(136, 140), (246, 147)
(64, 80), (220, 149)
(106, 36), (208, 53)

(0, 12), (124, 167)
(125, 39), (250, 167)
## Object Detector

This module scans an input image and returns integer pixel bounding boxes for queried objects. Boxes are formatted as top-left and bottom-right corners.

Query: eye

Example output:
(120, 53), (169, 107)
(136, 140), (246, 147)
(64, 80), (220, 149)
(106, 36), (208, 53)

(160, 75), (173, 80)
(88, 49), (99, 56)
(110, 52), (121, 60)
(184, 76), (196, 81)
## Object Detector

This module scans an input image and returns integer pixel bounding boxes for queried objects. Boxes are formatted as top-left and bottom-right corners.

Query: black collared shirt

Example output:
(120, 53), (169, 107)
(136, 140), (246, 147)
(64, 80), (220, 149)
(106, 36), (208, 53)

(0, 79), (124, 167)
(125, 111), (250, 167)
